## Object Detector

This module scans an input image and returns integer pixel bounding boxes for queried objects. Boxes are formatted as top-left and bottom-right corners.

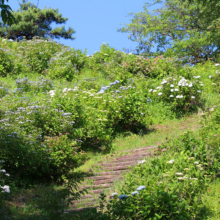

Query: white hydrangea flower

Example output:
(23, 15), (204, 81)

(191, 96), (195, 99)
(148, 89), (153, 92)
(170, 95), (174, 97)
(170, 89), (174, 92)
(209, 75), (212, 78)
(158, 92), (162, 96)
(214, 63), (220, 66)
(197, 90), (201, 93)
(170, 84), (174, 87)
(174, 88), (179, 91)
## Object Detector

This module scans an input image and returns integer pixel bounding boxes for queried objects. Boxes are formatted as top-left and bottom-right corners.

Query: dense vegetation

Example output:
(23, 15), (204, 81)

(0, 0), (220, 219)
(0, 36), (219, 219)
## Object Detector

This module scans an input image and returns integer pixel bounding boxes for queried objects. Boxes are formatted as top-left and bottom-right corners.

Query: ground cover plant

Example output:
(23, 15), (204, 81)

(0, 36), (220, 219)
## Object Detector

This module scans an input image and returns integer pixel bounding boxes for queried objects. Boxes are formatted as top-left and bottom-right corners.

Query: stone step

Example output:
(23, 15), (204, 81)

(95, 170), (127, 176)
(71, 198), (96, 204)
(104, 165), (134, 171)
(85, 175), (116, 180)
(100, 161), (137, 167)
(87, 188), (111, 194)
(123, 145), (158, 152)
(79, 183), (111, 190)
(93, 177), (122, 185)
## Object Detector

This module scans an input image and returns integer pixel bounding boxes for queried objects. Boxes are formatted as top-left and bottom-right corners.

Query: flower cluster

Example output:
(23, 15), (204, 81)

(111, 185), (146, 200)
(148, 75), (203, 113)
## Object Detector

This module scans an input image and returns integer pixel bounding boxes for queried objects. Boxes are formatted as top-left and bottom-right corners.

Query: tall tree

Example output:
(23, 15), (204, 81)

(0, 0), (17, 25)
(0, 0), (75, 41)
(118, 0), (220, 64)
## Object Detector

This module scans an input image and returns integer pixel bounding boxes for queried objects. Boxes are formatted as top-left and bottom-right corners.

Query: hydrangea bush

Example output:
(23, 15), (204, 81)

(123, 55), (178, 78)
(148, 75), (204, 114)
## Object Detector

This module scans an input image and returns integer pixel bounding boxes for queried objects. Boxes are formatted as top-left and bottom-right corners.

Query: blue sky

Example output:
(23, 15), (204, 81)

(9, 0), (159, 55)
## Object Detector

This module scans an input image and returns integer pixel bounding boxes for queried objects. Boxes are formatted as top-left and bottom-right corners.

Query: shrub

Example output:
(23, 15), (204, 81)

(123, 55), (177, 78)
(148, 75), (204, 114)
(47, 48), (87, 81)
(0, 48), (14, 77)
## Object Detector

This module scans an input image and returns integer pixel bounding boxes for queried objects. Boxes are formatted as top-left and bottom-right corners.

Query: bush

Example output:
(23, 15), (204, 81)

(148, 75), (204, 114)
(0, 48), (14, 77)
(123, 55), (177, 78)
(47, 48), (87, 81)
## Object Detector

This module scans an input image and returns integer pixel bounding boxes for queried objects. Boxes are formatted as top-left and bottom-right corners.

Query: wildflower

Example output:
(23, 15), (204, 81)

(0, 169), (6, 173)
(170, 84), (174, 87)
(188, 83), (193, 87)
(156, 86), (162, 90)
(138, 160), (146, 164)
(148, 89), (153, 92)
(111, 193), (118, 197)
(147, 98), (152, 103)
(158, 92), (162, 96)
(170, 89), (174, 92)
(200, 84), (203, 86)
(170, 95), (174, 97)
(119, 194), (127, 200)
(215, 63), (220, 66)
(167, 159), (174, 164)
(188, 157), (195, 160)
(176, 172), (184, 176)
(131, 191), (140, 196)
(163, 174), (170, 177)
(5, 173), (10, 177)
(174, 88), (179, 91)
(197, 90), (201, 93)
(161, 80), (167, 85)
(212, 83), (216, 85)
(209, 108), (214, 112)
(161, 148), (167, 152)
(194, 161), (199, 164)
(1, 185), (10, 193)
(184, 168), (191, 171)
(140, 113), (145, 115)
(177, 177), (185, 181)
(201, 112), (206, 116)
(190, 178), (198, 180)
(153, 90), (157, 92)
(137, 186), (145, 191)
(191, 96), (195, 99)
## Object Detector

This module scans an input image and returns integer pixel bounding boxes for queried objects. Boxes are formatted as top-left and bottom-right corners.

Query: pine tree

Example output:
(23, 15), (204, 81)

(0, 0), (75, 41)
(0, 0), (17, 25)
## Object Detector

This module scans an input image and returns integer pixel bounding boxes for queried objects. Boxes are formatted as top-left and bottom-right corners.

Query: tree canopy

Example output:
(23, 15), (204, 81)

(0, 0), (17, 25)
(0, 0), (75, 41)
(118, 0), (220, 64)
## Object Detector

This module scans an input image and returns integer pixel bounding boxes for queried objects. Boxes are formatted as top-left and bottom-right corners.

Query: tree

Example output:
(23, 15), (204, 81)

(0, 0), (17, 25)
(118, 0), (220, 64)
(0, 0), (75, 41)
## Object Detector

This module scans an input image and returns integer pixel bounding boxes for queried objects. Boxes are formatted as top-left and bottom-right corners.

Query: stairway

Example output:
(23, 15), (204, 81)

(65, 145), (160, 214)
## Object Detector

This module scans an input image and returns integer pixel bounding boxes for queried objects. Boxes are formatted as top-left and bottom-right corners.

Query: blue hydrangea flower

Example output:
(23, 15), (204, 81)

(147, 98), (152, 103)
(137, 185), (146, 191)
(131, 191), (140, 196)
(119, 194), (127, 200)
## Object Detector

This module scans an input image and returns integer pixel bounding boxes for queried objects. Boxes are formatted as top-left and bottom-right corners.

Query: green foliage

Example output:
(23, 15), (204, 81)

(43, 134), (88, 181)
(0, 47), (14, 77)
(123, 54), (177, 78)
(118, 0), (220, 64)
(47, 47), (87, 81)
(148, 75), (204, 114)
(0, 0), (17, 26)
